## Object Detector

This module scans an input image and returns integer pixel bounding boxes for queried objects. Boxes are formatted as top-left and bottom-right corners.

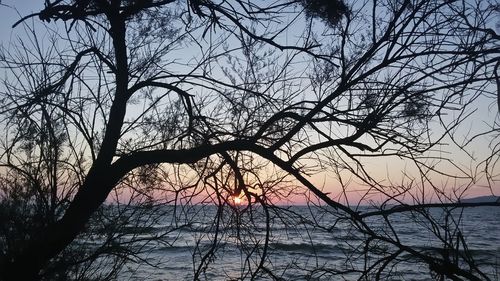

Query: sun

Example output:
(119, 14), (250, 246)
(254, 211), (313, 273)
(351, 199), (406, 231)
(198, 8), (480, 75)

(233, 196), (242, 205)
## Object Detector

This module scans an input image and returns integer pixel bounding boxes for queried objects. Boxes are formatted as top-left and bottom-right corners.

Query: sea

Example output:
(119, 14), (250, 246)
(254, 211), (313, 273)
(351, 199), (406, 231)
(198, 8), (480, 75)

(90, 205), (500, 281)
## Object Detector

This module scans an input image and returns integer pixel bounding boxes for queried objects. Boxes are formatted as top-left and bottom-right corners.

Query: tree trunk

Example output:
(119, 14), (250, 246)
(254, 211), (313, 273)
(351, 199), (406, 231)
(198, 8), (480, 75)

(0, 166), (117, 280)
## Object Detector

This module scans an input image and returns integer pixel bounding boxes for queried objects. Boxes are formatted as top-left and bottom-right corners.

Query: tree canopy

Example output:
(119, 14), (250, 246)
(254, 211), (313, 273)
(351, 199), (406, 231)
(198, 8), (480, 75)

(0, 0), (499, 280)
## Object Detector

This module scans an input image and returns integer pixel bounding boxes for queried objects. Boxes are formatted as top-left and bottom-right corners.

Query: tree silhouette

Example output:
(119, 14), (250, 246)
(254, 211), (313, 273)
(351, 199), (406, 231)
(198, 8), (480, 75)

(0, 0), (499, 280)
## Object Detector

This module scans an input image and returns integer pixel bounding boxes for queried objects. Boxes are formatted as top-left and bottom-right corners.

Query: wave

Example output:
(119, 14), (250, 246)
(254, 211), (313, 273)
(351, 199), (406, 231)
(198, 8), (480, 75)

(268, 241), (347, 254)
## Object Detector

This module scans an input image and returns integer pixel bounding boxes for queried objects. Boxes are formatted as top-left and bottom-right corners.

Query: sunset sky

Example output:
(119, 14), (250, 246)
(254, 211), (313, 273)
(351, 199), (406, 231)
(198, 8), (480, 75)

(1, 1), (498, 205)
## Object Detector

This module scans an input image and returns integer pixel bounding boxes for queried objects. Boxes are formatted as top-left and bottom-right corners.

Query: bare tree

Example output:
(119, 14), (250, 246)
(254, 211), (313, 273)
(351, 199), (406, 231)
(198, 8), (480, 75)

(0, 0), (499, 280)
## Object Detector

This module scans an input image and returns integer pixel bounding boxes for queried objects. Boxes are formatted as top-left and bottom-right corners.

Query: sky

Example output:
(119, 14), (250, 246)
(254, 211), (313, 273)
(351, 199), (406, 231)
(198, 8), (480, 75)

(0, 1), (43, 36)
(0, 1), (498, 205)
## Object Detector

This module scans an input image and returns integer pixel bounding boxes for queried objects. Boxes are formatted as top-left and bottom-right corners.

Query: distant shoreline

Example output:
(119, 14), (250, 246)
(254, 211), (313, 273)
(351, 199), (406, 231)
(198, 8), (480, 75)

(459, 195), (500, 203)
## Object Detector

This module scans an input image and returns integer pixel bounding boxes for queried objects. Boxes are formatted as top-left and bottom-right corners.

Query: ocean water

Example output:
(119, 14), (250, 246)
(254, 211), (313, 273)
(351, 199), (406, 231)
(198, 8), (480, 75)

(97, 205), (500, 280)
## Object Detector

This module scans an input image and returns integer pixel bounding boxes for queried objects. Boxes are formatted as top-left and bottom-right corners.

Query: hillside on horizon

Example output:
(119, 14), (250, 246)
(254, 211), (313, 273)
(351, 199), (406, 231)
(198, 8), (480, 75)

(460, 195), (500, 203)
